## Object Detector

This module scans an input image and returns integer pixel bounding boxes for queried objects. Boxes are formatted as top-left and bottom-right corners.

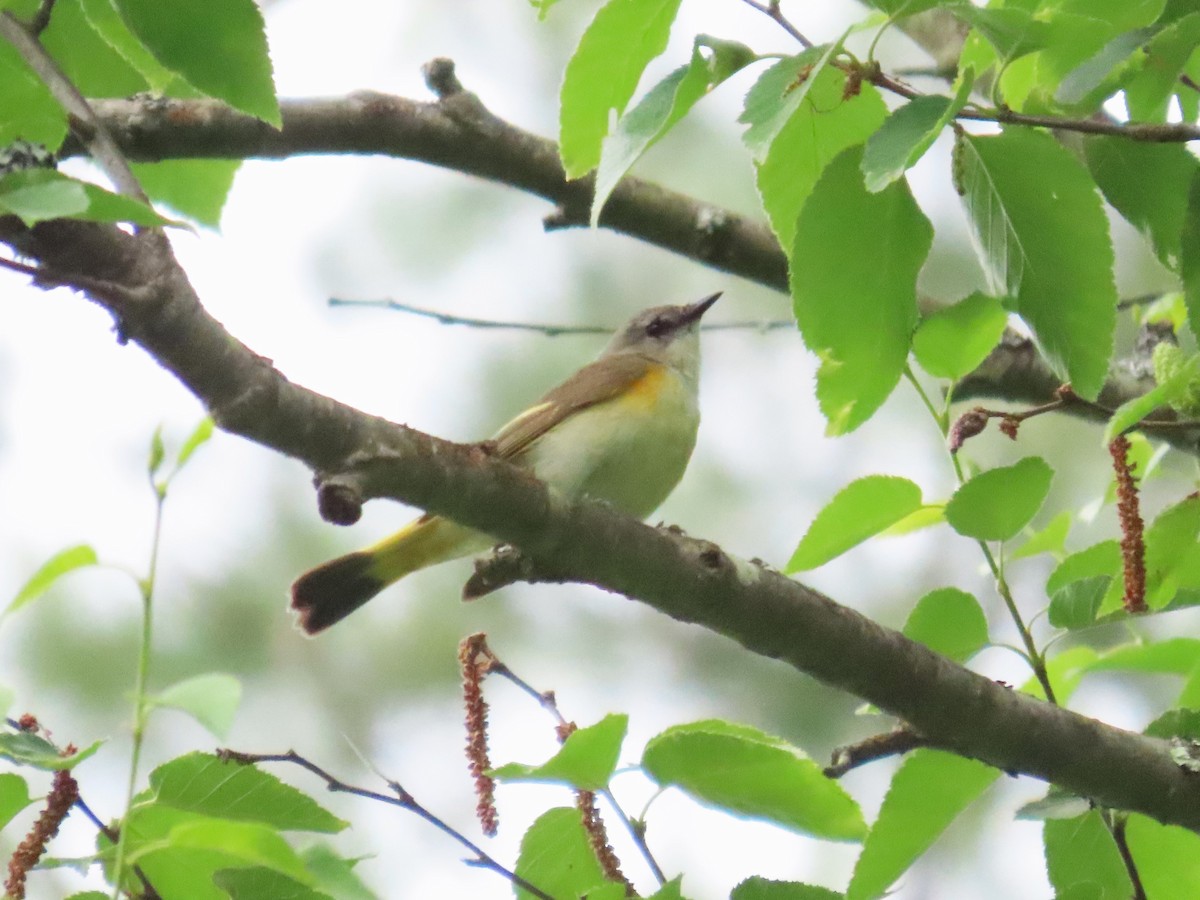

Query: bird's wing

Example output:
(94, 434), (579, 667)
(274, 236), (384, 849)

(492, 353), (657, 460)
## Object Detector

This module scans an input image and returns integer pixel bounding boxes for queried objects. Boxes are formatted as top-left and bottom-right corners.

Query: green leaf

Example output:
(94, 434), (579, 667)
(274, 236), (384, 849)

(1126, 814), (1200, 899)
(954, 129), (1116, 399)
(1048, 576), (1110, 630)
(40, 0), (149, 98)
(1182, 180), (1200, 351)
(147, 673), (242, 739)
(148, 425), (166, 477)
(591, 38), (753, 226)
(740, 44), (837, 161)
(1084, 137), (1198, 274)
(1046, 541), (1122, 597)
(1044, 810), (1134, 899)
(128, 818), (314, 887)
(492, 713), (626, 790)
(0, 169), (173, 226)
(214, 866), (332, 899)
(642, 719), (866, 841)
(1125, 13), (1200, 120)
(861, 70), (973, 193)
(300, 844), (375, 900)
(1016, 788), (1091, 821)
(78, 0), (181, 92)
(1104, 352), (1200, 442)
(150, 752), (347, 833)
(732, 878), (844, 900)
(902, 588), (988, 663)
(557, 0), (683, 178)
(131, 160), (241, 229)
(752, 61), (887, 250)
(847, 750), (999, 900)
(112, 0), (279, 125)
(792, 146), (931, 435)
(911, 292), (1008, 381)
(0, 773), (33, 831)
(1143, 496), (1200, 607)
(1055, 27), (1155, 112)
(953, 6), (1053, 63)
(1145, 708), (1200, 741)
(4, 544), (99, 619)
(175, 417), (215, 471)
(1088, 638), (1200, 676)
(786, 476), (923, 572)
(514, 807), (613, 900)
(1010, 510), (1072, 561)
(880, 504), (945, 536)
(862, 0), (942, 16)
(945, 457), (1053, 542)
(0, 40), (68, 147)
(0, 732), (102, 770)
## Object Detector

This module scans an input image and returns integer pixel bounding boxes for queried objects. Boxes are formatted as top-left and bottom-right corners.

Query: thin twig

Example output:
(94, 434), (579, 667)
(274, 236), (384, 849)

(328, 297), (793, 335)
(27, 0), (56, 35)
(216, 749), (554, 900)
(738, 0), (814, 48)
(824, 725), (928, 778)
(486, 660), (668, 887)
(1108, 813), (1148, 900)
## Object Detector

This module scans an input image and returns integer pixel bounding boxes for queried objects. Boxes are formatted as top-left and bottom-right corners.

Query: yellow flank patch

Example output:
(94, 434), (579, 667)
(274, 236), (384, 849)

(621, 363), (668, 408)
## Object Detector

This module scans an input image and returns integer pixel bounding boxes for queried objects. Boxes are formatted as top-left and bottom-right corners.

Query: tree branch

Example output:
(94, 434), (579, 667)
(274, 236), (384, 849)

(4, 214), (1200, 833)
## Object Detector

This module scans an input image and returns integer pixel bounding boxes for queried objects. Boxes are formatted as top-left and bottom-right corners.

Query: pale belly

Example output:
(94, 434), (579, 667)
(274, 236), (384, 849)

(521, 370), (700, 518)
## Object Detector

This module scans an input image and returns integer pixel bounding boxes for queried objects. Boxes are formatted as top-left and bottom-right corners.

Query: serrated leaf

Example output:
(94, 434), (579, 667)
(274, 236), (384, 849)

(128, 817), (314, 886)
(787, 476), (923, 571)
(740, 44), (836, 162)
(912, 292), (1008, 381)
(132, 160), (241, 229)
(642, 719), (865, 841)
(1103, 352), (1200, 442)
(1143, 496), (1200, 608)
(1125, 815), (1200, 899)
(558, 0), (683, 178)
(147, 673), (241, 740)
(514, 807), (613, 900)
(0, 169), (173, 226)
(1125, 13), (1200, 121)
(150, 752), (347, 833)
(945, 457), (1053, 542)
(1055, 27), (1154, 112)
(112, 0), (279, 125)
(1046, 541), (1122, 597)
(1044, 810), (1134, 899)
(0, 733), (102, 770)
(80, 0), (180, 91)
(1088, 638), (1200, 676)
(1010, 510), (1072, 561)
(847, 750), (998, 900)
(793, 146), (931, 434)
(902, 588), (988, 663)
(1048, 576), (1110, 630)
(492, 713), (626, 790)
(5, 544), (99, 619)
(879, 504), (945, 536)
(732, 878), (844, 900)
(1084, 137), (1198, 274)
(0, 773), (33, 831)
(300, 844), (375, 900)
(861, 70), (972, 193)
(40, 0), (149, 98)
(592, 38), (753, 226)
(954, 129), (1116, 399)
(754, 64), (887, 250)
(214, 866), (331, 900)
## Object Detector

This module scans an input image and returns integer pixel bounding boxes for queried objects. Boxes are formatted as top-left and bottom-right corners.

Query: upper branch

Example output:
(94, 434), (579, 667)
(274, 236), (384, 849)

(3, 214), (1200, 832)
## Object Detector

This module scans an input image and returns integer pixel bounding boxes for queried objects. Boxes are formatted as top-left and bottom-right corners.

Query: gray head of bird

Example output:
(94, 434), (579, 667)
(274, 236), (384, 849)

(602, 292), (722, 367)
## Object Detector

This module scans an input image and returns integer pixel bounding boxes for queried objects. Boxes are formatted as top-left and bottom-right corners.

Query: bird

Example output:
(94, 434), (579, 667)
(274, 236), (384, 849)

(290, 292), (720, 634)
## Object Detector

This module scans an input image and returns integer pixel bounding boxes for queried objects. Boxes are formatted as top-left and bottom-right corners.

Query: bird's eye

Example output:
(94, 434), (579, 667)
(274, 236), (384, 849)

(645, 316), (670, 338)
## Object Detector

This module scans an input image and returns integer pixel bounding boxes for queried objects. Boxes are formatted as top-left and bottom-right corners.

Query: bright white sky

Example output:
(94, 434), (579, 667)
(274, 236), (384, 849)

(0, 1), (1171, 897)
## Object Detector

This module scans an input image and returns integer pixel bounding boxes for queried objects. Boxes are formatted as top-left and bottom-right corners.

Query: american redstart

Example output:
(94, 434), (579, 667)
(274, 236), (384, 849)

(291, 292), (720, 633)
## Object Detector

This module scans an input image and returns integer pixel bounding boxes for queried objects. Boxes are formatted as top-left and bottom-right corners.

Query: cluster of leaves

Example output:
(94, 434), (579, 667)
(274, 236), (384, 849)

(550, 0), (1200, 896)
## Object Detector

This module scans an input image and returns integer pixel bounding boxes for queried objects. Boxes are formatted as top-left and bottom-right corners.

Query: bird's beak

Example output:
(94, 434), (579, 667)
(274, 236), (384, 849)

(682, 291), (722, 325)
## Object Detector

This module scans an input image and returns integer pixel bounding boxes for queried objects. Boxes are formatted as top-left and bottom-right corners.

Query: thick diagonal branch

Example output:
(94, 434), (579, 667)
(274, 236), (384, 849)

(4, 214), (1200, 832)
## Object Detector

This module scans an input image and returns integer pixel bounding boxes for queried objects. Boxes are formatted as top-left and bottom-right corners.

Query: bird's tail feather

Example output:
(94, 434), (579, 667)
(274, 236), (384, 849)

(290, 515), (479, 634)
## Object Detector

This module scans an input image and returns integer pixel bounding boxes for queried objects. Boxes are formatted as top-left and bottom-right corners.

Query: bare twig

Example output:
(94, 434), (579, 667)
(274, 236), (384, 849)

(1108, 813), (1148, 900)
(824, 725), (929, 778)
(216, 749), (554, 900)
(329, 297), (793, 335)
(738, 0), (814, 48)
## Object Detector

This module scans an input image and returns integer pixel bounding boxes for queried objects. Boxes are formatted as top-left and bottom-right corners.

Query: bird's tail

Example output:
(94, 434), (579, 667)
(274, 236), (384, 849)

(290, 515), (481, 634)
